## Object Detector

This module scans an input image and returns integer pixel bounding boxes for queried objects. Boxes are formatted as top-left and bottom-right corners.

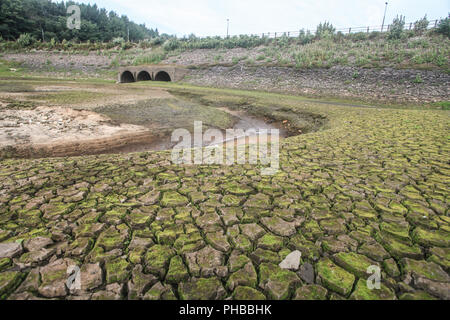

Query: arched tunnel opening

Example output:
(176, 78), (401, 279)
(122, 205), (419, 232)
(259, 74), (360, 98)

(155, 71), (171, 82)
(120, 71), (135, 83)
(137, 71), (152, 81)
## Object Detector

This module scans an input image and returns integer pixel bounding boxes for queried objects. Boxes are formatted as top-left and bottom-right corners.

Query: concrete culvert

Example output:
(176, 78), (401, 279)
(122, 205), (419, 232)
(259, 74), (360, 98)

(155, 71), (171, 82)
(120, 71), (135, 83)
(137, 71), (152, 81)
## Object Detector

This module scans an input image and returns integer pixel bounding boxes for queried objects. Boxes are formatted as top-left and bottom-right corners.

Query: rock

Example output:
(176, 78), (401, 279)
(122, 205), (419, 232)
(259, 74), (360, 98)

(334, 252), (377, 279)
(257, 233), (284, 251)
(294, 285), (327, 300)
(0, 242), (23, 259)
(232, 286), (266, 300)
(160, 191), (189, 207)
(0, 271), (24, 298)
(279, 250), (301, 270)
(143, 282), (176, 300)
(39, 259), (74, 298)
(80, 263), (103, 292)
(316, 258), (355, 297)
(127, 265), (158, 300)
(14, 267), (40, 294)
(227, 262), (258, 291)
(166, 255), (189, 283)
(358, 241), (390, 262)
(240, 223), (266, 241)
(0, 258), (12, 272)
(350, 279), (396, 300)
(145, 245), (175, 278)
(259, 263), (301, 300)
(261, 216), (297, 237)
(23, 237), (53, 252)
(185, 246), (224, 278)
(15, 248), (56, 268)
(402, 258), (450, 299)
(399, 291), (437, 300)
(179, 278), (227, 300)
(383, 258), (401, 277)
(298, 262), (315, 284)
(250, 248), (280, 265)
(92, 283), (123, 300)
(106, 258), (130, 284)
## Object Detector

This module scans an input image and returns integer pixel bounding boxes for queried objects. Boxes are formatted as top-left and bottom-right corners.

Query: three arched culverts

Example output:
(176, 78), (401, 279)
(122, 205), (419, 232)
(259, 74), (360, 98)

(120, 70), (172, 83)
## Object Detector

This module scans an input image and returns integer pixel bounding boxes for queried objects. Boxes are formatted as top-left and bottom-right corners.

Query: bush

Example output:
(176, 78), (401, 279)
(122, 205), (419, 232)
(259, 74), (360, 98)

(298, 29), (314, 45)
(436, 15), (450, 38)
(388, 15), (406, 40)
(134, 50), (166, 65)
(121, 42), (133, 50)
(163, 38), (181, 51)
(316, 22), (335, 39)
(112, 37), (125, 46)
(17, 33), (34, 47)
(414, 15), (429, 34)
(50, 37), (57, 48)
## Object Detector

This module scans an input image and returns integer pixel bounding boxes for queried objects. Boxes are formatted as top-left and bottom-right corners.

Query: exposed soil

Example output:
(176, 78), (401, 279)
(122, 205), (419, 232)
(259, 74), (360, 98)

(0, 84), (292, 159)
(0, 104), (156, 158)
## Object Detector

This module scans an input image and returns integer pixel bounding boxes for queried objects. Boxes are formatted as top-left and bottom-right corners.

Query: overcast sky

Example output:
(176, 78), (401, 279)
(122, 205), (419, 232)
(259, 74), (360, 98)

(75, 0), (449, 37)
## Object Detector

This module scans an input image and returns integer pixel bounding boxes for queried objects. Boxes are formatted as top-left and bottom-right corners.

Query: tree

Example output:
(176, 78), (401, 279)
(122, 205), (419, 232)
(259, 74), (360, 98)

(388, 15), (406, 40)
(436, 14), (450, 38)
(0, 0), (157, 43)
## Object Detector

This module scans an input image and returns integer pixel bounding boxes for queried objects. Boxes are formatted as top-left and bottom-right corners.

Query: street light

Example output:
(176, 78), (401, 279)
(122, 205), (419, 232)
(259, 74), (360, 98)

(381, 2), (388, 32)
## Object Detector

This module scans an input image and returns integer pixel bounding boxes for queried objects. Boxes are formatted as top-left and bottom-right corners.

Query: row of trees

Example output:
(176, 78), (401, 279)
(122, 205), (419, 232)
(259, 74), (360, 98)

(0, 0), (159, 42)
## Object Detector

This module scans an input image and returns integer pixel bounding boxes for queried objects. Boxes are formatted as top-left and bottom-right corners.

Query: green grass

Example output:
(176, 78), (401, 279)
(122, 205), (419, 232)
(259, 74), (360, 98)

(27, 91), (109, 105)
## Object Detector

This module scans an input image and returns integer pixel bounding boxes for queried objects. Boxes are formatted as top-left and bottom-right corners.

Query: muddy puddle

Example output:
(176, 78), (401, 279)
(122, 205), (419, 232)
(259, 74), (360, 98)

(0, 103), (288, 159)
(105, 107), (287, 155)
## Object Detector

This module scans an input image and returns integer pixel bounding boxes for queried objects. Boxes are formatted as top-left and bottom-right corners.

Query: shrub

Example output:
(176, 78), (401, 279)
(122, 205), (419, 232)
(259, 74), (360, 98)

(50, 37), (57, 48)
(316, 22), (335, 39)
(436, 15), (450, 38)
(17, 33), (34, 47)
(388, 15), (406, 40)
(163, 38), (181, 51)
(414, 15), (429, 34)
(413, 74), (424, 84)
(133, 50), (166, 65)
(112, 37), (125, 46)
(121, 42), (133, 50)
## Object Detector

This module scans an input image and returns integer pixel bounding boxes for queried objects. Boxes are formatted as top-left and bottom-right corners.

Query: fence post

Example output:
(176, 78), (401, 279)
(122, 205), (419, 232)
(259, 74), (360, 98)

(367, 26), (369, 33)
(409, 23), (412, 30)
(275, 32), (277, 39)
(349, 27), (351, 34)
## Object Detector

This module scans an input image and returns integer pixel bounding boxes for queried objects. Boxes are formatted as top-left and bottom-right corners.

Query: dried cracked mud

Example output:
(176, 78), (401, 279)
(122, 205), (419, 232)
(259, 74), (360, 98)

(0, 86), (449, 301)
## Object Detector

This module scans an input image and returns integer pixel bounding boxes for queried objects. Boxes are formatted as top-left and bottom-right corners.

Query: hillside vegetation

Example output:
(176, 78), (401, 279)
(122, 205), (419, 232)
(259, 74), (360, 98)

(2, 14), (449, 73)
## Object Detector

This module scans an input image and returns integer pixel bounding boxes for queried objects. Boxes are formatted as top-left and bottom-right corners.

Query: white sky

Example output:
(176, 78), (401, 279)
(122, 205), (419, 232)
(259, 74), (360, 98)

(75, 0), (450, 37)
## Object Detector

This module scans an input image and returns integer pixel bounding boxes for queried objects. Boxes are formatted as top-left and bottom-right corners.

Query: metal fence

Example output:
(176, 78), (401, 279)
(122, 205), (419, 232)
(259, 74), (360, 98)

(229, 19), (440, 39)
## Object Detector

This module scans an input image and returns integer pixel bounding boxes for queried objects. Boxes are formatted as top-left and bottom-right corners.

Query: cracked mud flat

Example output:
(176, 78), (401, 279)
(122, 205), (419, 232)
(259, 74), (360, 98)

(0, 84), (449, 301)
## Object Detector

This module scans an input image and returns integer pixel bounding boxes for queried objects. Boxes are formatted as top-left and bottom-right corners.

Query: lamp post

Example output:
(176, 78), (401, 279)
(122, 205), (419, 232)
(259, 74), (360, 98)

(381, 2), (388, 32)
(227, 19), (230, 38)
